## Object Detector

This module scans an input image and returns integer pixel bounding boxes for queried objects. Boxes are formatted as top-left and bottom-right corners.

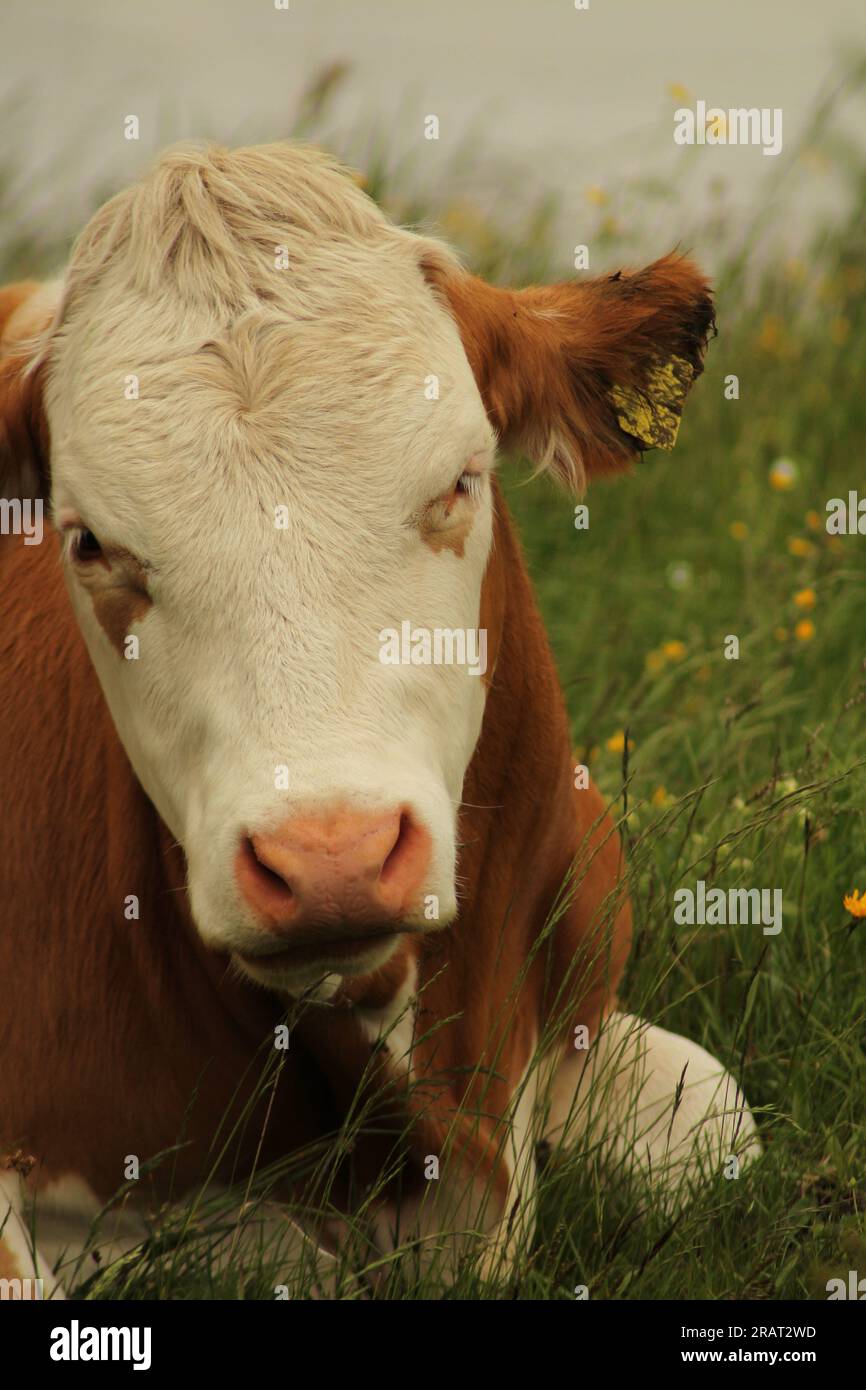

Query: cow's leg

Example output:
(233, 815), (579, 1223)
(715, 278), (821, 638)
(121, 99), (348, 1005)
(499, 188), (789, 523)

(199, 1199), (346, 1298)
(0, 1171), (66, 1298)
(358, 1056), (541, 1289)
(474, 1055), (541, 1279)
(539, 1010), (760, 1199)
(5, 1171), (343, 1298)
(416, 1057), (541, 1283)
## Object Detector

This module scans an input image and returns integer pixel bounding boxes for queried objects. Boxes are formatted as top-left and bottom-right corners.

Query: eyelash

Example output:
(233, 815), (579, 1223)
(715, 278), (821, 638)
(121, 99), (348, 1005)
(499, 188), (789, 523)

(455, 471), (484, 502)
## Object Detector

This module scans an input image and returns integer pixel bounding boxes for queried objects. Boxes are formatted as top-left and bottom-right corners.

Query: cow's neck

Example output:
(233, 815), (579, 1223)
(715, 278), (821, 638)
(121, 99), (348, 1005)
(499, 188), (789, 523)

(458, 481), (578, 945)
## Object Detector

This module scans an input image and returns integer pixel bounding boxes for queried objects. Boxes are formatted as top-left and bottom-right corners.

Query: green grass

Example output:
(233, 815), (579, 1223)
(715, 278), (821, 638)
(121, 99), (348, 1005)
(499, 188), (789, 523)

(497, 241), (866, 1298)
(9, 61), (866, 1301)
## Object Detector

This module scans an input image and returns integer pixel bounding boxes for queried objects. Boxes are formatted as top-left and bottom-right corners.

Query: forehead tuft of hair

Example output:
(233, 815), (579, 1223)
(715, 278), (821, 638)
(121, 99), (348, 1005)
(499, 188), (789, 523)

(57, 141), (450, 321)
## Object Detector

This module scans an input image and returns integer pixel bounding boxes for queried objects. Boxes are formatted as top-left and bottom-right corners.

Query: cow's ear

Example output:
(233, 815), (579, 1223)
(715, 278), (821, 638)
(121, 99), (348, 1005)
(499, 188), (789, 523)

(0, 352), (49, 500)
(0, 284), (51, 500)
(422, 251), (714, 493)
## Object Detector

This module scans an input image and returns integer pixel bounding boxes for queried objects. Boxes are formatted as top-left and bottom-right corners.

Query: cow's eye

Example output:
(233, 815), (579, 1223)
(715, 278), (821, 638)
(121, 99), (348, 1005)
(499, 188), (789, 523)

(72, 529), (103, 563)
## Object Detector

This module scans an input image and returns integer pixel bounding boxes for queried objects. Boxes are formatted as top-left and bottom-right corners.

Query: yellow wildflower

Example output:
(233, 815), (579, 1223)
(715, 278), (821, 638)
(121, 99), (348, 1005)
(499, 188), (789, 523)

(788, 536), (816, 558)
(662, 640), (687, 662)
(805, 510), (821, 531)
(729, 520), (748, 540)
(794, 588), (816, 610)
(606, 731), (634, 754)
(794, 619), (815, 642)
(843, 889), (866, 918)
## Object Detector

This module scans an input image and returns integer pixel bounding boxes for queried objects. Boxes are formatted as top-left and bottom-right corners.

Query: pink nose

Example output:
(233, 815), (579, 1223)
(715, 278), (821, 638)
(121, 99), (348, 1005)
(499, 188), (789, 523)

(235, 806), (431, 936)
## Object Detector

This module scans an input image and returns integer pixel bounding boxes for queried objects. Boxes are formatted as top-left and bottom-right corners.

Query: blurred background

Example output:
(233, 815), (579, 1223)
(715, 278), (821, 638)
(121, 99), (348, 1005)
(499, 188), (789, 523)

(2, 0), (865, 272)
(3, 0), (866, 1299)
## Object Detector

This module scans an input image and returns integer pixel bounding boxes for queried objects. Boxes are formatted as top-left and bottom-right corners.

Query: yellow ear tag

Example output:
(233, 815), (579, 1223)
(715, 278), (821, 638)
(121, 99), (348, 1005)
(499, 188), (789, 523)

(609, 355), (695, 451)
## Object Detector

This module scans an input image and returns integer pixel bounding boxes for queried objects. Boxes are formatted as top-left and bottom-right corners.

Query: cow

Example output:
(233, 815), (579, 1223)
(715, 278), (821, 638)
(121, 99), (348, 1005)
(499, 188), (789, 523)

(0, 143), (759, 1298)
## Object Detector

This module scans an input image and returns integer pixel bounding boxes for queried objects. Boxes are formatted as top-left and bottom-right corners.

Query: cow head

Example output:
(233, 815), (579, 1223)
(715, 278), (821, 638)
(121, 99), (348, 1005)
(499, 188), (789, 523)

(0, 144), (712, 994)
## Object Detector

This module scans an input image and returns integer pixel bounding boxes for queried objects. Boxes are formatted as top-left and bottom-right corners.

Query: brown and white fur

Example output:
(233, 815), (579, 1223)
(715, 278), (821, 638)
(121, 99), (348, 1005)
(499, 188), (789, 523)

(0, 143), (758, 1297)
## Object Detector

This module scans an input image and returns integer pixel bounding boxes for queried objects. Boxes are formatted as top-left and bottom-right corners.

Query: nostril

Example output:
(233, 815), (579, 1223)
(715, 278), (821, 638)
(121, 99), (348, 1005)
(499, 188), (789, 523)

(240, 835), (296, 907)
(380, 812), (411, 886)
(379, 810), (428, 901)
(255, 853), (292, 894)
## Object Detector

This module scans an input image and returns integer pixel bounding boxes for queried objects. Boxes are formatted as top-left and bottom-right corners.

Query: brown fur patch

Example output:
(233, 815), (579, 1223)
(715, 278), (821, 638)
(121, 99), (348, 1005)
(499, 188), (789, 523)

(417, 488), (477, 558)
(74, 546), (152, 654)
(0, 282), (42, 350)
(91, 588), (152, 654)
(477, 493), (507, 689)
(418, 512), (470, 557)
(0, 282), (54, 500)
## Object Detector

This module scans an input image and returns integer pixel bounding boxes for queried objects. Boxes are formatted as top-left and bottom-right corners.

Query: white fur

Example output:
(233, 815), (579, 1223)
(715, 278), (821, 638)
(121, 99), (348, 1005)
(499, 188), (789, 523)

(354, 958), (418, 1071)
(542, 1010), (761, 1198)
(40, 143), (496, 979)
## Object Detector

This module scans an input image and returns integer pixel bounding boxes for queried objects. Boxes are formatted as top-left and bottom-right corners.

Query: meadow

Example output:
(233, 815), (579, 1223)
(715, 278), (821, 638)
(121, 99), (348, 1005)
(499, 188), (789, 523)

(3, 62), (865, 1300)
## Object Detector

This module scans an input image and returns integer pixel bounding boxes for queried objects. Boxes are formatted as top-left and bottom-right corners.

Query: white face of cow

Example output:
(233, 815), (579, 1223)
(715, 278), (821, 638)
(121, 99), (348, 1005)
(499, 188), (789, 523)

(42, 147), (498, 992)
(3, 145), (713, 994)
